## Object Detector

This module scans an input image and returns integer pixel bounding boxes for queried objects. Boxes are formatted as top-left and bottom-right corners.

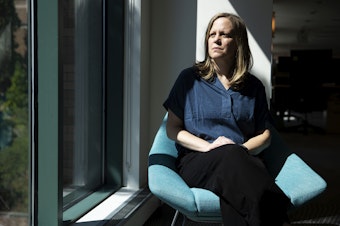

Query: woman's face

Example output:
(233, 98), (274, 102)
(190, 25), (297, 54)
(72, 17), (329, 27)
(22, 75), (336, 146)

(207, 17), (237, 62)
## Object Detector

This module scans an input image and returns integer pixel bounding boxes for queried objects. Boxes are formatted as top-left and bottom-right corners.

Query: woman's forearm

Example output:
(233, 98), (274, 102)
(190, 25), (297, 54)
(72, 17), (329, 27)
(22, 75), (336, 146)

(166, 109), (271, 154)
(166, 110), (211, 152)
(242, 129), (271, 155)
(167, 123), (211, 152)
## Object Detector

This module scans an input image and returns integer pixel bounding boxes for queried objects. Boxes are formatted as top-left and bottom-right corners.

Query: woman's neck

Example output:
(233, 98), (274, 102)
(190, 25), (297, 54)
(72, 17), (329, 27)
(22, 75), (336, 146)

(217, 72), (231, 89)
(214, 61), (233, 80)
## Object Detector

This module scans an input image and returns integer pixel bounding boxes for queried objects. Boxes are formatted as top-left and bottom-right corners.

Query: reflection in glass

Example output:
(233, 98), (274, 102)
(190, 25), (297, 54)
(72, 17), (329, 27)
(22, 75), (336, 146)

(60, 0), (104, 210)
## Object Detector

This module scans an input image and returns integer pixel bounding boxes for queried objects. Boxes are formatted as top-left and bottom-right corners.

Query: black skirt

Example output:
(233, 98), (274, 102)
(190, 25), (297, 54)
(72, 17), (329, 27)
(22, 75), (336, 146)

(176, 144), (290, 226)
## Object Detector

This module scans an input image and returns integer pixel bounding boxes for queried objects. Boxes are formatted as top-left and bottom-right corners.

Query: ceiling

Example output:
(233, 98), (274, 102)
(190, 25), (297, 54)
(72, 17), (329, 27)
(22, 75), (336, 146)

(272, 0), (340, 59)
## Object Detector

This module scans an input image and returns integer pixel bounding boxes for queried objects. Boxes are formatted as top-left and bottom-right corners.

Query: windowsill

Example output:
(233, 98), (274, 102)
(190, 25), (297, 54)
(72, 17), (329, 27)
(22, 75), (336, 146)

(71, 187), (160, 226)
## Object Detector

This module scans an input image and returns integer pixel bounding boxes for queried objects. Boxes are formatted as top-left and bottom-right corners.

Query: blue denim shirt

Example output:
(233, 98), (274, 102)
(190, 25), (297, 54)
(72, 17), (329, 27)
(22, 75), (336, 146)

(163, 66), (270, 152)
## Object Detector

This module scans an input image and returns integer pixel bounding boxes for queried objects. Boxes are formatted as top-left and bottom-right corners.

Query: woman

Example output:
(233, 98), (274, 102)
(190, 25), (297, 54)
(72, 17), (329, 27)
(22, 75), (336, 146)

(163, 12), (291, 226)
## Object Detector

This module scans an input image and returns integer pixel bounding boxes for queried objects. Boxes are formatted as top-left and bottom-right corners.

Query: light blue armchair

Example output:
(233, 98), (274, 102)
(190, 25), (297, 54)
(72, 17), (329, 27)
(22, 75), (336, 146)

(148, 114), (327, 225)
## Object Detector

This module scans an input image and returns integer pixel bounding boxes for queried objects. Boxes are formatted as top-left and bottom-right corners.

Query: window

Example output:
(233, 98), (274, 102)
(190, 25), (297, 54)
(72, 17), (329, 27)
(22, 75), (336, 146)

(32, 0), (124, 224)
(60, 0), (105, 209)
(60, 0), (125, 223)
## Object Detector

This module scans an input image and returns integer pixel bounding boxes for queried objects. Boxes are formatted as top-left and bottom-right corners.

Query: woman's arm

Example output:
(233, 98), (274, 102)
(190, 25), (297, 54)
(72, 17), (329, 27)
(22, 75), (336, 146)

(166, 109), (235, 152)
(166, 109), (270, 154)
(242, 129), (271, 155)
(166, 109), (211, 152)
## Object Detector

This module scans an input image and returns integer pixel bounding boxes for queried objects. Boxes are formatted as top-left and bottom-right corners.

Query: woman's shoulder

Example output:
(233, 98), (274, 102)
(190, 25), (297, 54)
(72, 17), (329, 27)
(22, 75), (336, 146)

(180, 66), (198, 76)
(245, 73), (265, 87)
(177, 66), (200, 82)
(239, 73), (266, 95)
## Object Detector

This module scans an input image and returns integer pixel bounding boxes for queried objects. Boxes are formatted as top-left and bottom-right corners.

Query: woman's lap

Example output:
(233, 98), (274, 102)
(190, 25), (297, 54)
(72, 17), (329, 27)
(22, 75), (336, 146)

(176, 144), (290, 225)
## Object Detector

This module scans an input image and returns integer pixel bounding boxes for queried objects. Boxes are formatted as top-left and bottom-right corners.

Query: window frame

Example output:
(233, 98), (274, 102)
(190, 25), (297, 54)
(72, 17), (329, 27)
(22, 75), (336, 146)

(30, 0), (125, 225)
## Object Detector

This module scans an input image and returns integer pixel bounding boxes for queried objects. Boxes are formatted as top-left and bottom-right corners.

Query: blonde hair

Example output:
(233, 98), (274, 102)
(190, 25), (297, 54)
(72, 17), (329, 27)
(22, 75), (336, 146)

(195, 12), (253, 89)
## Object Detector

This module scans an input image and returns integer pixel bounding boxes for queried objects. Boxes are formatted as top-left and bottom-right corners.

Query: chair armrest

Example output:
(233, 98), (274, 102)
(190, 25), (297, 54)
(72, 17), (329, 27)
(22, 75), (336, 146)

(148, 164), (197, 214)
(275, 153), (327, 207)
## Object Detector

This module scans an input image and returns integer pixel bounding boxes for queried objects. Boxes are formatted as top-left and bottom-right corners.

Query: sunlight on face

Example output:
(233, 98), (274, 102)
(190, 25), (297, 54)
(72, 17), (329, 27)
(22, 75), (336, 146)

(208, 17), (237, 62)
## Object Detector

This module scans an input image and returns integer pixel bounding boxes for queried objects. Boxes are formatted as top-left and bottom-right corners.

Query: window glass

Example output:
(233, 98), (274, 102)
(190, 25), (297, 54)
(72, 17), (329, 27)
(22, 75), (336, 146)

(60, 0), (104, 209)
(0, 0), (29, 225)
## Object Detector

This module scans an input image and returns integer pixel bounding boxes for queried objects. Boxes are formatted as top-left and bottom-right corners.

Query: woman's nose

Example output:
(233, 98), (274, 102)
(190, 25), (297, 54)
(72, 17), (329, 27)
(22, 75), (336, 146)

(214, 37), (221, 45)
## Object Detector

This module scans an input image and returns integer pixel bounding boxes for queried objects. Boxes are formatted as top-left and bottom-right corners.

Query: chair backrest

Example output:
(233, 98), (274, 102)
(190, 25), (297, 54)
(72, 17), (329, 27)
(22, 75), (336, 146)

(148, 114), (178, 171)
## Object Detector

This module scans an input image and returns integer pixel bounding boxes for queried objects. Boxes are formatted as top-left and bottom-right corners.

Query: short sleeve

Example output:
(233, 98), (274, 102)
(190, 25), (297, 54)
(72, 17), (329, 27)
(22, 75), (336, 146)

(163, 67), (197, 121)
(254, 79), (271, 133)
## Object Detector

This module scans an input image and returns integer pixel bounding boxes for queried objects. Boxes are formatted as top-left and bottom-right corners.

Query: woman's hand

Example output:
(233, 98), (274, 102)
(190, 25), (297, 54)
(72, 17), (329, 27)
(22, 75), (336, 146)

(209, 136), (235, 150)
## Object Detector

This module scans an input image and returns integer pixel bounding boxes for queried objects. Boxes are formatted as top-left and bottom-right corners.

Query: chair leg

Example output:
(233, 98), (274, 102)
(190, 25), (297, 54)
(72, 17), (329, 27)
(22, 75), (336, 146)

(181, 215), (187, 226)
(170, 210), (187, 226)
(171, 210), (180, 226)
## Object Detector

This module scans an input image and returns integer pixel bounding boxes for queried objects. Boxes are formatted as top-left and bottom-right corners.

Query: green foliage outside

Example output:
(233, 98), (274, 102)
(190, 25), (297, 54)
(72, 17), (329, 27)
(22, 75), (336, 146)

(0, 0), (28, 213)
(0, 0), (20, 31)
(0, 0), (21, 93)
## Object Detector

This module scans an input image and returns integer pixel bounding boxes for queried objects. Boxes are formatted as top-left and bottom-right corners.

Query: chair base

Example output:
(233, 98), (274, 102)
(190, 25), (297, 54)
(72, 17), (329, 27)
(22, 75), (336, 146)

(170, 210), (223, 226)
(171, 210), (183, 226)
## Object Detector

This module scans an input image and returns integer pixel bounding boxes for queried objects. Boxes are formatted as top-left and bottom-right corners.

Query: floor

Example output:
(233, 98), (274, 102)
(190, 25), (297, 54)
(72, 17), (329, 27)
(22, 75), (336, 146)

(144, 111), (340, 226)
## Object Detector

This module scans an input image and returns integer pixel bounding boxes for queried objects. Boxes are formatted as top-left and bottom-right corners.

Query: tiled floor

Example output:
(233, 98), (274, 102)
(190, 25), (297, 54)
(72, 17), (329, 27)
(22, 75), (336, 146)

(144, 111), (340, 226)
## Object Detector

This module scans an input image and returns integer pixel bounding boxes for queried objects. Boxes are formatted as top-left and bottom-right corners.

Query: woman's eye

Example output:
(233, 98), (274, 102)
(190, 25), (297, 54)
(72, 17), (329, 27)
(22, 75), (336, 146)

(209, 32), (231, 38)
